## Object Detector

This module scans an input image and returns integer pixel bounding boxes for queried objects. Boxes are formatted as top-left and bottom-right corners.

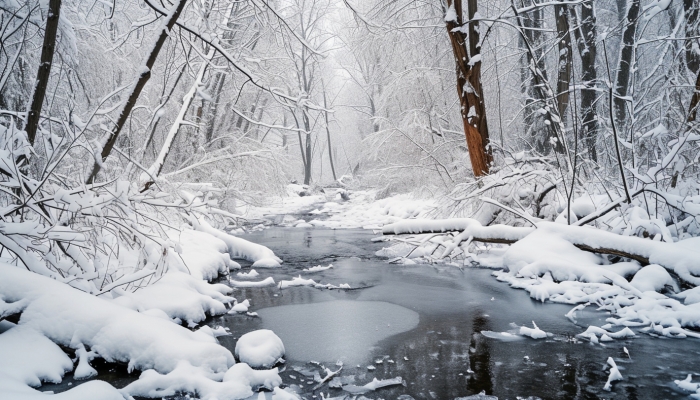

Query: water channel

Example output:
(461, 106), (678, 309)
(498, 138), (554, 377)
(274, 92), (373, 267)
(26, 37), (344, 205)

(41, 226), (700, 399)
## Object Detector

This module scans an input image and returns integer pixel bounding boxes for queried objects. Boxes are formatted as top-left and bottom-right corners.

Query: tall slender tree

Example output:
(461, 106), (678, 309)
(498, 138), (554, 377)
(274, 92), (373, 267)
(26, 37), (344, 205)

(443, 0), (491, 177)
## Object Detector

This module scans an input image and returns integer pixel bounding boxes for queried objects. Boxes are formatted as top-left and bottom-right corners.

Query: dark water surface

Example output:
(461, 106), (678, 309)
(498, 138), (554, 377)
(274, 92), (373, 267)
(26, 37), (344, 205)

(40, 227), (700, 399)
(219, 227), (700, 400)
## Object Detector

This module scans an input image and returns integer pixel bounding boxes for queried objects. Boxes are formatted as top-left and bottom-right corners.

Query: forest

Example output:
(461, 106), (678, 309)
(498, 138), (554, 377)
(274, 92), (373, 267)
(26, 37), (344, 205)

(1, 0), (700, 399)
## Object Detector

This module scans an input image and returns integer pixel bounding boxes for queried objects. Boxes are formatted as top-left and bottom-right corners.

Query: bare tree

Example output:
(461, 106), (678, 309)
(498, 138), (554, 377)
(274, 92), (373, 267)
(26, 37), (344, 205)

(86, 0), (188, 184)
(24, 0), (62, 147)
(613, 0), (640, 128)
(572, 0), (599, 161)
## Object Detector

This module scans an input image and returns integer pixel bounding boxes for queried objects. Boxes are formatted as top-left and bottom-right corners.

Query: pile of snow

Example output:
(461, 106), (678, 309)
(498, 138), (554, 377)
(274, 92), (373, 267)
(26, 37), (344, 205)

(603, 357), (623, 391)
(168, 229), (240, 280)
(518, 321), (549, 339)
(237, 269), (260, 279)
(234, 330), (285, 368)
(187, 215), (282, 268)
(674, 374), (700, 398)
(113, 271), (233, 327)
(229, 277), (276, 288)
(303, 264), (333, 272)
(342, 376), (404, 394)
(278, 276), (351, 290)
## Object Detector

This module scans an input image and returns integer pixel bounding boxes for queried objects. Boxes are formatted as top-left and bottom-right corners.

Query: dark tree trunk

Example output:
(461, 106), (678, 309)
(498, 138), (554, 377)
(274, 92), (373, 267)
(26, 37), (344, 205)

(573, 0), (599, 161)
(685, 0), (700, 75)
(613, 0), (640, 128)
(444, 0), (492, 177)
(24, 0), (62, 147)
(555, 4), (572, 120)
(87, 0), (188, 184)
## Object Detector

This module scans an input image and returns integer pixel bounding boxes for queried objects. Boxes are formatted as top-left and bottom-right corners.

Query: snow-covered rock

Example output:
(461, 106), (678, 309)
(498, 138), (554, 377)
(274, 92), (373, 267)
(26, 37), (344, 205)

(235, 330), (285, 368)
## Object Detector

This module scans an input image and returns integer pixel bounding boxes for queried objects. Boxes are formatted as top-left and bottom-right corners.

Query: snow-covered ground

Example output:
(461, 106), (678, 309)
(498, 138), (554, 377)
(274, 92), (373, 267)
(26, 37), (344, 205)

(3, 184), (700, 399)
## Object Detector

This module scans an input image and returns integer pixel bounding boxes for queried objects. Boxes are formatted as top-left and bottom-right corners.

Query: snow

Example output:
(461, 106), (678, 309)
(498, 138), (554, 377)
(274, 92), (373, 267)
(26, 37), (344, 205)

(112, 271), (233, 326)
(303, 264), (333, 272)
(342, 376), (404, 394)
(675, 374), (700, 396)
(518, 321), (549, 339)
(603, 357), (623, 391)
(223, 363), (282, 391)
(237, 269), (260, 279)
(168, 229), (239, 280)
(122, 360), (252, 400)
(278, 275), (351, 290)
(630, 264), (679, 293)
(229, 299), (251, 313)
(187, 216), (282, 267)
(0, 326), (73, 386)
(0, 264), (235, 375)
(229, 277), (276, 288)
(234, 330), (285, 368)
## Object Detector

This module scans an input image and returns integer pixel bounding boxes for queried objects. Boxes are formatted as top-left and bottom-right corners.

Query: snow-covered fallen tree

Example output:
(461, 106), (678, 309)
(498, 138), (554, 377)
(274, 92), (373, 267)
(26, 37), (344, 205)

(382, 216), (700, 339)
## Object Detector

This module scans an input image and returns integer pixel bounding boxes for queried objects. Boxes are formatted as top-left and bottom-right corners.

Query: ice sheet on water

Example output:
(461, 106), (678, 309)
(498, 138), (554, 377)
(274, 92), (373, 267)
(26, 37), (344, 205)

(303, 264), (333, 272)
(342, 376), (404, 394)
(480, 330), (525, 342)
(455, 391), (498, 400)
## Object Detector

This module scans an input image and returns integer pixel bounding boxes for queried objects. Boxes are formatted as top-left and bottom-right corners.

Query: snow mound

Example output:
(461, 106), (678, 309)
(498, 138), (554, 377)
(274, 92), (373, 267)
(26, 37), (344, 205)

(223, 363), (282, 390)
(630, 264), (679, 293)
(169, 229), (238, 280)
(342, 376), (404, 394)
(0, 374), (124, 400)
(187, 216), (282, 265)
(113, 271), (233, 326)
(303, 264), (333, 272)
(252, 258), (282, 268)
(603, 357), (623, 391)
(236, 269), (260, 279)
(235, 330), (285, 368)
(122, 360), (252, 400)
(0, 264), (235, 375)
(229, 277), (275, 288)
(518, 321), (549, 339)
(0, 326), (73, 386)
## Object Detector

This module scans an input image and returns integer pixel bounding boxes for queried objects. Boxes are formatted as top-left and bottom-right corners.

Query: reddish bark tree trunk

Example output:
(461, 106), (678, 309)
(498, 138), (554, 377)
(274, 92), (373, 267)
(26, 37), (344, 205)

(444, 0), (492, 177)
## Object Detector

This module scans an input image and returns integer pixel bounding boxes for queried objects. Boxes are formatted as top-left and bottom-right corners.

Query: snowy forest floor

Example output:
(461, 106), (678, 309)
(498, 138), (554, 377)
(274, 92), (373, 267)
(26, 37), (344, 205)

(2, 185), (700, 400)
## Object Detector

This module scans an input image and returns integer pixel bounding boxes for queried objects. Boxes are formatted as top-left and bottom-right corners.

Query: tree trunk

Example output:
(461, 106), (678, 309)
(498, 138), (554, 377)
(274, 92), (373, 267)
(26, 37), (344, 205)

(613, 0), (640, 128)
(86, 0), (188, 184)
(140, 47), (214, 191)
(555, 4), (572, 121)
(322, 86), (337, 181)
(24, 0), (62, 146)
(444, 0), (491, 177)
(303, 111), (312, 185)
(685, 0), (700, 75)
(572, 0), (599, 161)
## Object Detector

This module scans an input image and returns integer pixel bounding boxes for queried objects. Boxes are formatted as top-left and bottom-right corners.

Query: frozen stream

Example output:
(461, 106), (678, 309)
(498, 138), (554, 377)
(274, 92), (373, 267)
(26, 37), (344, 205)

(39, 226), (700, 399)
(220, 227), (700, 399)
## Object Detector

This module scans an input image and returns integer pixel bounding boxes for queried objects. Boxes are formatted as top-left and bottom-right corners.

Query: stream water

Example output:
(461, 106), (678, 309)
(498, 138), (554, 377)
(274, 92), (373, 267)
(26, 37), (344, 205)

(40, 226), (700, 399)
(218, 227), (700, 400)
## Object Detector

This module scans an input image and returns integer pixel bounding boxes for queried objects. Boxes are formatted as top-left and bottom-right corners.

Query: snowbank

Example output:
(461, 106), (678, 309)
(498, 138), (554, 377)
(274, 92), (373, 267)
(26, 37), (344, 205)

(0, 264), (235, 374)
(168, 229), (240, 280)
(187, 216), (282, 267)
(112, 271), (234, 326)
